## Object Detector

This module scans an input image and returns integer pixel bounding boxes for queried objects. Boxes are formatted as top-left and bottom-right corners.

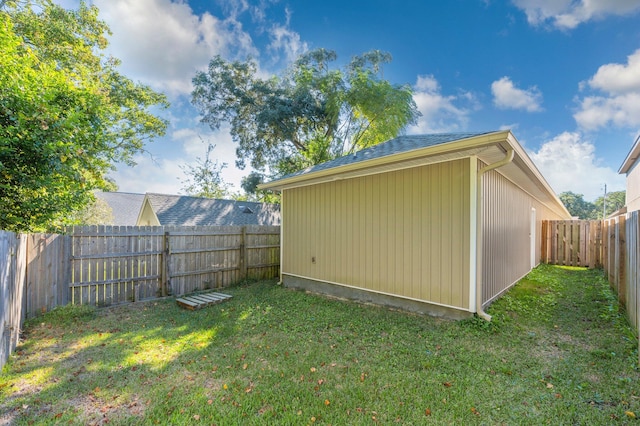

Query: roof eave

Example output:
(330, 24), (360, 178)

(259, 131), (510, 191)
(619, 134), (640, 174)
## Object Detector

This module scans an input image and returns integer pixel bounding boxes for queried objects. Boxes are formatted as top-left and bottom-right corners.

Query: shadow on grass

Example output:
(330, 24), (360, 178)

(1, 267), (639, 425)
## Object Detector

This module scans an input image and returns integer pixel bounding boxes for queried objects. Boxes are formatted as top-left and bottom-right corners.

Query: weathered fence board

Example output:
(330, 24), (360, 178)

(20, 225), (280, 317)
(625, 212), (639, 332)
(0, 231), (27, 371)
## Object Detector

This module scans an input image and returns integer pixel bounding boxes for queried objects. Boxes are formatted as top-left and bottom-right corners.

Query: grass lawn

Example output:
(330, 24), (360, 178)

(1, 265), (639, 425)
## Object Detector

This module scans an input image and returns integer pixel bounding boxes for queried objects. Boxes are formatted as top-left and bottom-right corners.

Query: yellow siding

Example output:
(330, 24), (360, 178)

(481, 167), (567, 304)
(137, 200), (159, 226)
(282, 159), (471, 310)
(626, 161), (640, 212)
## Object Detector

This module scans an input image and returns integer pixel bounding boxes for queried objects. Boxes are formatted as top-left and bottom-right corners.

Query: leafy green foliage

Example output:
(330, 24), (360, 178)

(0, 1), (168, 232)
(180, 143), (230, 199)
(559, 191), (595, 219)
(2, 266), (638, 424)
(239, 171), (280, 203)
(593, 190), (625, 218)
(191, 48), (420, 177)
(67, 195), (114, 225)
(559, 190), (626, 219)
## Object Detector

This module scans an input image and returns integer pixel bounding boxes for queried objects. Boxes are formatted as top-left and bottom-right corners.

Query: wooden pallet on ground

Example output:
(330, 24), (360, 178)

(176, 292), (232, 310)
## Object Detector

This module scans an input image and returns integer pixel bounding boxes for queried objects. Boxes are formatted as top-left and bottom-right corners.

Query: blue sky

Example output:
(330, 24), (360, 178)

(57, 0), (640, 200)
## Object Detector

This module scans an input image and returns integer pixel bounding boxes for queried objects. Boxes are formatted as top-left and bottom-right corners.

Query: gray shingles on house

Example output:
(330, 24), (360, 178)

(278, 132), (494, 180)
(144, 193), (280, 226)
(94, 192), (146, 226)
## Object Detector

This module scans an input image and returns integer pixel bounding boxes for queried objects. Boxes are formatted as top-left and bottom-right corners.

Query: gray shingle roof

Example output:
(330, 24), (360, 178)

(274, 132), (496, 181)
(94, 192), (146, 226)
(146, 194), (280, 226)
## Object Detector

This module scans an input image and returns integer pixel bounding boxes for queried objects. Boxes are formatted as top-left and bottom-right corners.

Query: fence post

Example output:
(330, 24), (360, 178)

(541, 221), (548, 263)
(162, 231), (171, 297)
(61, 233), (72, 307)
(239, 226), (248, 281)
(618, 215), (627, 306)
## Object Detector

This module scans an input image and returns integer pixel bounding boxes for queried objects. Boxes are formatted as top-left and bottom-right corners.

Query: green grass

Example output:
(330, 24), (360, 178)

(1, 265), (639, 425)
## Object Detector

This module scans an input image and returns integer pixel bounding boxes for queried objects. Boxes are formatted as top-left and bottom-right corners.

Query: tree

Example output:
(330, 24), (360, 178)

(191, 48), (420, 177)
(558, 191), (594, 219)
(0, 1), (168, 232)
(239, 171), (280, 203)
(180, 143), (230, 199)
(67, 195), (114, 226)
(592, 190), (625, 219)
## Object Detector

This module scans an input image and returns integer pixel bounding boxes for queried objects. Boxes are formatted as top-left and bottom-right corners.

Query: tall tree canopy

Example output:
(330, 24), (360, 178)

(0, 0), (168, 232)
(559, 191), (594, 219)
(191, 49), (420, 176)
(559, 190), (626, 219)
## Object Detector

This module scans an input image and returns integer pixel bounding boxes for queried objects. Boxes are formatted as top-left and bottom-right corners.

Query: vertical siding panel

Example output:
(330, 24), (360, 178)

(440, 164), (453, 306)
(462, 159), (471, 309)
(402, 169), (410, 297)
(340, 181), (348, 284)
(378, 174), (388, 292)
(430, 164), (442, 304)
(421, 165), (432, 302)
(325, 182), (333, 282)
(330, 181), (338, 284)
(370, 175), (381, 292)
(450, 160), (464, 308)
(394, 170), (404, 297)
(364, 176), (373, 289)
(345, 179), (354, 283)
(387, 172), (396, 294)
(358, 178), (367, 288)
(410, 167), (422, 300)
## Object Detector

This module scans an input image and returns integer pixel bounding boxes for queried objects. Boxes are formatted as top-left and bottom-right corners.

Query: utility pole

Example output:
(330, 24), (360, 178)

(602, 184), (607, 219)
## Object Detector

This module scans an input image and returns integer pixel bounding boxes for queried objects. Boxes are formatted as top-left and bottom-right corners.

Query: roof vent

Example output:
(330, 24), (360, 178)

(241, 206), (254, 214)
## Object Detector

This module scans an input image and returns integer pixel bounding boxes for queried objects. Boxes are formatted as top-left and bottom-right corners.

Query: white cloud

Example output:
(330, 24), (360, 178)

(513, 0), (640, 29)
(587, 49), (640, 94)
(267, 8), (309, 63)
(408, 75), (472, 133)
(575, 49), (640, 130)
(491, 76), (543, 112)
(89, 0), (258, 96)
(528, 132), (625, 200)
(111, 155), (184, 195)
(111, 125), (253, 195)
(574, 93), (640, 130)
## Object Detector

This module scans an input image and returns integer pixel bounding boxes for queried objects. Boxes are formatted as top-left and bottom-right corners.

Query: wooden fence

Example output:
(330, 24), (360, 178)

(0, 231), (27, 371)
(540, 220), (603, 268)
(24, 225), (280, 317)
(602, 212), (639, 333)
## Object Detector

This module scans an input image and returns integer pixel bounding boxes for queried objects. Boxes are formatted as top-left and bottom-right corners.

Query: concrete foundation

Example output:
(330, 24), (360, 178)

(283, 274), (473, 321)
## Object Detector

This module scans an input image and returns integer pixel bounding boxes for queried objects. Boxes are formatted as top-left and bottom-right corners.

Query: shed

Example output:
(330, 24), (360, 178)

(619, 133), (640, 212)
(259, 131), (571, 319)
(136, 193), (281, 227)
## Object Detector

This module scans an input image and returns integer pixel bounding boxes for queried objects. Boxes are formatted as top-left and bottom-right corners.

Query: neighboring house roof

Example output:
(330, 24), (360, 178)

(260, 131), (570, 218)
(141, 193), (280, 226)
(619, 133), (640, 174)
(94, 191), (146, 226)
